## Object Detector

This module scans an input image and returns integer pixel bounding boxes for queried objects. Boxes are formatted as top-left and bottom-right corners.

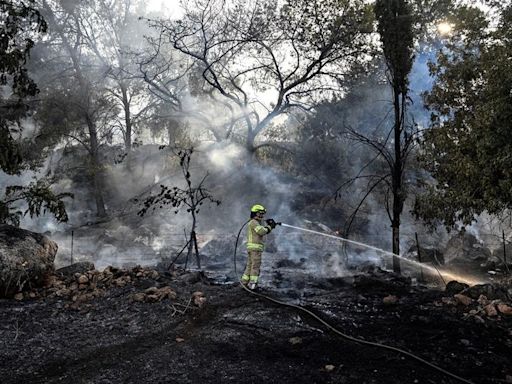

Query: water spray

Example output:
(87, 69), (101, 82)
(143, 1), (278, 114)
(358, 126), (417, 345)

(280, 223), (484, 286)
(232, 220), (476, 384)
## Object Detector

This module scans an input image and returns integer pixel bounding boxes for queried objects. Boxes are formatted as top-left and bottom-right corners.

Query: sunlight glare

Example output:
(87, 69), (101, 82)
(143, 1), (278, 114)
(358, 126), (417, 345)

(437, 22), (454, 36)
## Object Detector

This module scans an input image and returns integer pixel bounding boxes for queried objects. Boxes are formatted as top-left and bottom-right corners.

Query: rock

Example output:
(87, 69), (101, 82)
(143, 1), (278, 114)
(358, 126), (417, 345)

(56, 288), (71, 298)
(176, 337), (185, 343)
(192, 291), (206, 307)
(0, 224), (57, 297)
(56, 261), (95, 278)
(462, 284), (509, 300)
(146, 294), (160, 302)
(454, 294), (473, 306)
(178, 271), (203, 284)
(144, 287), (158, 295)
(383, 295), (398, 305)
(131, 293), (145, 302)
(77, 275), (89, 284)
(158, 286), (176, 300)
(445, 281), (469, 295)
(324, 364), (335, 372)
(14, 293), (23, 301)
(477, 295), (489, 306)
(497, 303), (512, 316)
(484, 304), (498, 317)
(289, 336), (303, 345)
(444, 230), (491, 265)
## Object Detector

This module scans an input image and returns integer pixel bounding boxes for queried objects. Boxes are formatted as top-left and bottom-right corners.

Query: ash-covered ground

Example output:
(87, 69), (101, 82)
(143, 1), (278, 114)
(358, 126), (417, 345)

(1, 260), (511, 384)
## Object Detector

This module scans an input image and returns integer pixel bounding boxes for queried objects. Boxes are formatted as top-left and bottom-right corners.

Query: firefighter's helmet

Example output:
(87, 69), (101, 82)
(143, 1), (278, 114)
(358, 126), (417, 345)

(250, 204), (266, 214)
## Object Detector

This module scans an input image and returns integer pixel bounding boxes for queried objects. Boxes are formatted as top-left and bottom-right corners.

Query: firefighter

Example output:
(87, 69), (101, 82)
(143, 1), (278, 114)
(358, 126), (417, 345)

(241, 204), (277, 290)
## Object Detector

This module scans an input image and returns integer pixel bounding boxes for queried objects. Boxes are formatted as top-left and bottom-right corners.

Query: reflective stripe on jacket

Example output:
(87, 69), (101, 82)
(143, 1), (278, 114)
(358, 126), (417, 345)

(247, 218), (271, 251)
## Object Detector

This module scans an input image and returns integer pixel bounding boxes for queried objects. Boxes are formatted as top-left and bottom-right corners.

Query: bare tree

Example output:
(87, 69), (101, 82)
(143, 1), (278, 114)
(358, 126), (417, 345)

(138, 147), (220, 270)
(76, 0), (154, 152)
(145, 0), (374, 155)
(340, 0), (416, 273)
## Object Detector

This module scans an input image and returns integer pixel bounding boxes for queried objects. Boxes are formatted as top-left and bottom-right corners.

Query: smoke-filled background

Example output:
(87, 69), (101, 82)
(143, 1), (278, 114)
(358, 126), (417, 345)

(2, 0), (510, 286)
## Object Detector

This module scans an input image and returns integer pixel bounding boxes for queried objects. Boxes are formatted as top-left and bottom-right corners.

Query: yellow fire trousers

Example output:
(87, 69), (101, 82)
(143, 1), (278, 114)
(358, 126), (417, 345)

(241, 250), (262, 283)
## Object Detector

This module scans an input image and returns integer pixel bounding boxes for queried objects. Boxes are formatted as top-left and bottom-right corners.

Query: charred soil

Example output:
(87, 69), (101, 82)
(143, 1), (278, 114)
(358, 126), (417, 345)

(1, 267), (511, 384)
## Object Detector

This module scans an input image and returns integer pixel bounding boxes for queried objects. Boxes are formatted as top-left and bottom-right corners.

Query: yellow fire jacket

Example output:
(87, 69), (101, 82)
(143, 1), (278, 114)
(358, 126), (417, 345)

(246, 218), (272, 252)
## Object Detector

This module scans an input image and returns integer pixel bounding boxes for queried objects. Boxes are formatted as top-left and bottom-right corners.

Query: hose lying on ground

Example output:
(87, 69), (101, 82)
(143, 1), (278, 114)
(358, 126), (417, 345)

(233, 221), (474, 384)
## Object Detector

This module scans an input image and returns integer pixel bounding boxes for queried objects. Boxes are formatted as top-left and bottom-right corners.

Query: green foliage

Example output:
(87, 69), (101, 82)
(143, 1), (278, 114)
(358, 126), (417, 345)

(416, 4), (512, 228)
(0, 0), (47, 174)
(0, 178), (73, 226)
(375, 0), (415, 94)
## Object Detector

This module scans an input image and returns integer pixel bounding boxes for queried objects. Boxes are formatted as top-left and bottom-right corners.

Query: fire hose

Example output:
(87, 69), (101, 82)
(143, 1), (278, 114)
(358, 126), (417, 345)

(233, 220), (474, 384)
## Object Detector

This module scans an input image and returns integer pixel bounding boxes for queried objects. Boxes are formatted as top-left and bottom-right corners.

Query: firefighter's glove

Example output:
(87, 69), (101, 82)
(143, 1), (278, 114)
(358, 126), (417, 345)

(266, 218), (277, 229)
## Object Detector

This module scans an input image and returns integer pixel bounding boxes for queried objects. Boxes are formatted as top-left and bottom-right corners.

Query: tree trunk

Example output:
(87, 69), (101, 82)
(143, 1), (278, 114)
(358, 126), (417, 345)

(121, 83), (132, 152)
(87, 116), (107, 218)
(46, 5), (107, 218)
(186, 211), (201, 269)
(392, 86), (402, 274)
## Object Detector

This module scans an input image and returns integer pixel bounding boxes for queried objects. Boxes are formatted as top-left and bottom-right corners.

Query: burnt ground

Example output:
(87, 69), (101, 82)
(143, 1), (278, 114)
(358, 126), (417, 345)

(1, 268), (511, 384)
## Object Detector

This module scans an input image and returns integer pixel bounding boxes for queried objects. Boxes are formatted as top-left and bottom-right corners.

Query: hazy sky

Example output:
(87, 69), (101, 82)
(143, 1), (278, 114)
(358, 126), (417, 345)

(146, 0), (183, 17)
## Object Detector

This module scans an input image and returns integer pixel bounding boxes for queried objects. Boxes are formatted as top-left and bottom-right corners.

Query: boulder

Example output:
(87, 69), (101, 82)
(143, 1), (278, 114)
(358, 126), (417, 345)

(445, 281), (469, 296)
(0, 224), (58, 297)
(444, 230), (491, 265)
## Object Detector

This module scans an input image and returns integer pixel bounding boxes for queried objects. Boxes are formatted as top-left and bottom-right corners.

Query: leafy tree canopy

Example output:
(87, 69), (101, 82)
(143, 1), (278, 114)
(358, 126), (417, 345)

(0, 1), (71, 225)
(0, 0), (47, 174)
(415, 3), (512, 228)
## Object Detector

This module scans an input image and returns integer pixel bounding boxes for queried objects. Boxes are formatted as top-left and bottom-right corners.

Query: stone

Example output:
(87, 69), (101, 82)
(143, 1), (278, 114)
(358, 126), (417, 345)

(144, 287), (158, 295)
(193, 293), (206, 307)
(324, 365), (335, 372)
(497, 303), (512, 316)
(131, 293), (145, 302)
(146, 294), (159, 302)
(0, 224), (57, 297)
(484, 304), (498, 317)
(445, 281), (469, 295)
(289, 336), (302, 345)
(477, 295), (489, 306)
(56, 288), (71, 297)
(157, 286), (176, 300)
(14, 293), (23, 301)
(383, 295), (398, 305)
(454, 294), (473, 306)
(77, 275), (89, 284)
(444, 230), (491, 265)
